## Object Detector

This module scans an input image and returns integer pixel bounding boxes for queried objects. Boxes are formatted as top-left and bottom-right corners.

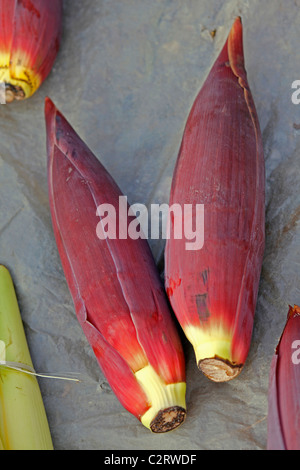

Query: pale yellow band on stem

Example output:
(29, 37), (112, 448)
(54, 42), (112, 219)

(135, 364), (186, 431)
(184, 324), (233, 364)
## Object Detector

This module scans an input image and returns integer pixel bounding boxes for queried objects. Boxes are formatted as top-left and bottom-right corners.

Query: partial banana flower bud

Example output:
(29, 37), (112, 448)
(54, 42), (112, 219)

(0, 0), (62, 103)
(267, 305), (300, 450)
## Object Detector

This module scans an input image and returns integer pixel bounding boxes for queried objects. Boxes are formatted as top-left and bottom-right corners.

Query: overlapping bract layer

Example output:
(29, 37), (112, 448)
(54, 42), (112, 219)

(0, 0), (62, 102)
(45, 98), (186, 433)
(165, 17), (265, 382)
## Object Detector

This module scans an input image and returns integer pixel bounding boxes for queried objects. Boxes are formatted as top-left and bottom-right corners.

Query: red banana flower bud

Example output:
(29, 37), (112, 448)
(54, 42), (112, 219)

(165, 17), (265, 382)
(45, 98), (186, 433)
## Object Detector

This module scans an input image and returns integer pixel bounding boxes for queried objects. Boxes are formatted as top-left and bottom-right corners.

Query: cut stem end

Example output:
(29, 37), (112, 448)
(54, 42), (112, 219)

(136, 365), (186, 433)
(150, 406), (186, 433)
(5, 83), (26, 103)
(198, 357), (243, 382)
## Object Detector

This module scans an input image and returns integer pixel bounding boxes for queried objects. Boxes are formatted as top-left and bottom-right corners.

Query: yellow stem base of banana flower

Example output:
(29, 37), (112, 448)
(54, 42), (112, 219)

(184, 325), (243, 383)
(135, 365), (186, 433)
(0, 52), (41, 102)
